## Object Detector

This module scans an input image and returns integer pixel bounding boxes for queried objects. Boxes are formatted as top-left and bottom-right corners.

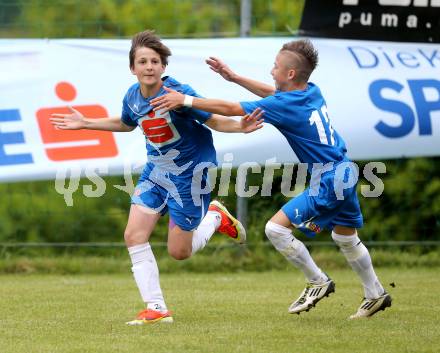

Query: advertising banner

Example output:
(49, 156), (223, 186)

(1, 38), (439, 182)
(299, 0), (440, 43)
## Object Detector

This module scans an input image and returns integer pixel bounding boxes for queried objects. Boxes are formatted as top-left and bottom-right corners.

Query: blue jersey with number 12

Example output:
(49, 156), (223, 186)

(240, 83), (347, 171)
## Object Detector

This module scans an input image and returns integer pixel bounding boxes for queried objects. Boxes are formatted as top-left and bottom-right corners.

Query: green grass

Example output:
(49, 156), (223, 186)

(0, 269), (438, 353)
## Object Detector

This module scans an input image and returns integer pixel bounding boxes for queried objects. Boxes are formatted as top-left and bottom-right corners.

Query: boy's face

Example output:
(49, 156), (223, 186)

(270, 51), (295, 91)
(130, 47), (165, 87)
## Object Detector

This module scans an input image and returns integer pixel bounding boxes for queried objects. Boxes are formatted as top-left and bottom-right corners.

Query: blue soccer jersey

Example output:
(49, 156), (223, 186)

(121, 76), (217, 231)
(240, 83), (347, 171)
(241, 83), (363, 234)
(121, 76), (217, 173)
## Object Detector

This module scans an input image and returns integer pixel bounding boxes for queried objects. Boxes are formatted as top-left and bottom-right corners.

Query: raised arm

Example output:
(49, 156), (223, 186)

(50, 106), (135, 132)
(205, 108), (264, 133)
(151, 87), (245, 117)
(206, 57), (275, 98)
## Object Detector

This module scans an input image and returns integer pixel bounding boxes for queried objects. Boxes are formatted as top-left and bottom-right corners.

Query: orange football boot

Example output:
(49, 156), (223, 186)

(126, 309), (173, 325)
(208, 200), (246, 244)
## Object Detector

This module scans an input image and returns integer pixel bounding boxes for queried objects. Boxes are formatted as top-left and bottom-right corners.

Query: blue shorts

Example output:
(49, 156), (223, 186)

(282, 170), (363, 238)
(131, 163), (211, 231)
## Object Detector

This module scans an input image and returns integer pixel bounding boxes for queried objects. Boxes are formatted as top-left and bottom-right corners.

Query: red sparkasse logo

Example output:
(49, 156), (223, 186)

(36, 82), (118, 161)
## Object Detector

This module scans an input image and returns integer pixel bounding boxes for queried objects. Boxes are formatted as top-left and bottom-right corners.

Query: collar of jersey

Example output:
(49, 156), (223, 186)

(275, 82), (316, 95)
(141, 76), (183, 103)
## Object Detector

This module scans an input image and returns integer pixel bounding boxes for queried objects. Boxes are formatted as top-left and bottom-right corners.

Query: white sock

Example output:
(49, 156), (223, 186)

(191, 211), (221, 255)
(128, 243), (167, 311)
(265, 221), (327, 284)
(331, 231), (384, 299)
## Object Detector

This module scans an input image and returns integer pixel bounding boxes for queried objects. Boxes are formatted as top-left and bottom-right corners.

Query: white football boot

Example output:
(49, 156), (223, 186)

(288, 278), (335, 314)
(349, 292), (392, 319)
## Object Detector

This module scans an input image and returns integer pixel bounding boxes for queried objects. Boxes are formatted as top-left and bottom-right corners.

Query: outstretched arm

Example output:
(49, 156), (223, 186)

(206, 57), (275, 98)
(50, 106), (135, 132)
(151, 87), (245, 117)
(205, 108), (264, 133)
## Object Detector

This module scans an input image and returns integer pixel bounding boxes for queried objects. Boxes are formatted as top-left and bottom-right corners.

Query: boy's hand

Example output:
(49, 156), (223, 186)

(206, 57), (237, 82)
(50, 106), (86, 130)
(151, 86), (185, 113)
(241, 108), (264, 133)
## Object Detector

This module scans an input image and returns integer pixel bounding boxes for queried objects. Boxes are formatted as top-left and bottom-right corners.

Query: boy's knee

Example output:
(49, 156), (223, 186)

(265, 221), (295, 250)
(265, 221), (291, 239)
(168, 246), (191, 260)
(124, 228), (145, 247)
(331, 231), (367, 261)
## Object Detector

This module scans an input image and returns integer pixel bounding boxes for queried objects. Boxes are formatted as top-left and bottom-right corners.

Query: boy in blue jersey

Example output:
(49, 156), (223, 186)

(151, 39), (392, 319)
(50, 30), (263, 325)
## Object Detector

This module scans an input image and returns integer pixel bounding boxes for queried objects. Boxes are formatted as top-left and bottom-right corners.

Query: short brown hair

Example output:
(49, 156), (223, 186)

(129, 30), (172, 68)
(281, 39), (318, 82)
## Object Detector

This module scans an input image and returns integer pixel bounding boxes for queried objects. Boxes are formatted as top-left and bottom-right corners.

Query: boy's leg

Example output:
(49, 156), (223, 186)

(331, 226), (391, 318)
(169, 165), (245, 256)
(124, 204), (173, 325)
(332, 226), (384, 299)
(268, 210), (327, 282)
(266, 210), (334, 314)
(165, 185), (213, 259)
(167, 223), (195, 260)
(167, 199), (245, 258)
(189, 210), (220, 255)
(330, 185), (392, 318)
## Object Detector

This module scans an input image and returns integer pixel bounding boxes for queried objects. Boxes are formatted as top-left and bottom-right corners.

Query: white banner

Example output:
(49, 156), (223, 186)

(0, 38), (439, 182)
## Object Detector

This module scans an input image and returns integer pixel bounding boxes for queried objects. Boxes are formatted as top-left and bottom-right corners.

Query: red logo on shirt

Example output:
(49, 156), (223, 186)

(139, 110), (180, 147)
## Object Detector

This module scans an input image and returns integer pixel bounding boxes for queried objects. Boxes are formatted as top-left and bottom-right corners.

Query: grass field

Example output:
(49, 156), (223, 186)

(0, 268), (439, 353)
